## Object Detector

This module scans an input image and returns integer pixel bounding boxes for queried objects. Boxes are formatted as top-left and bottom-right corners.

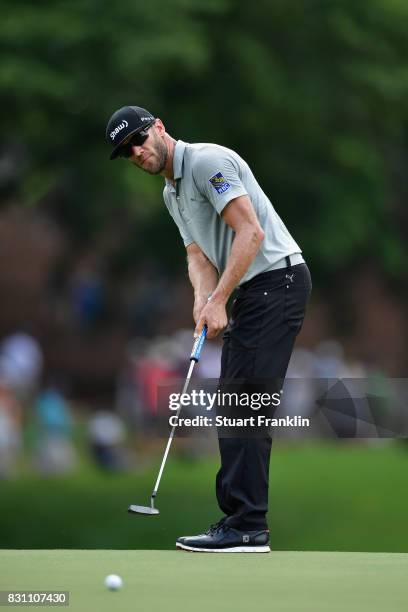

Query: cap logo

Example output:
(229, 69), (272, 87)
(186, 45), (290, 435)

(141, 116), (152, 122)
(110, 119), (129, 141)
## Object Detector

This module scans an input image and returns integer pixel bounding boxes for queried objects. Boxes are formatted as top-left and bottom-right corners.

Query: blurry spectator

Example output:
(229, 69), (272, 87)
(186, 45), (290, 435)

(313, 340), (349, 379)
(135, 342), (181, 421)
(117, 335), (182, 429)
(33, 385), (77, 475)
(88, 410), (130, 471)
(69, 254), (105, 331)
(0, 376), (22, 478)
(0, 332), (43, 403)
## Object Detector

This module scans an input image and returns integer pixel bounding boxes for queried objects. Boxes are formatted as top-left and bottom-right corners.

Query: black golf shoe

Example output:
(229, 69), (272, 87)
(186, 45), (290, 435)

(176, 522), (270, 553)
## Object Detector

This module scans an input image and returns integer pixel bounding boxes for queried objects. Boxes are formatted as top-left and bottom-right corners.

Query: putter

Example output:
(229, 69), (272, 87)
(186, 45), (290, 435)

(128, 325), (207, 516)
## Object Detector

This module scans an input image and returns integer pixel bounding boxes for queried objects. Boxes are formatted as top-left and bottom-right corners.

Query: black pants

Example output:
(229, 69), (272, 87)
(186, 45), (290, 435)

(216, 260), (312, 530)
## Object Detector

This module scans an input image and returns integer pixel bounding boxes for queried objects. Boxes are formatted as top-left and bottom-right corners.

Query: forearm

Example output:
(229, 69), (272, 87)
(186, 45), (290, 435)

(187, 249), (219, 299)
(211, 225), (264, 304)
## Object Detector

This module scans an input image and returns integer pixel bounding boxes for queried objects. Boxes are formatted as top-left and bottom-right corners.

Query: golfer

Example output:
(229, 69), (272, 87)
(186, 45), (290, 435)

(106, 106), (312, 553)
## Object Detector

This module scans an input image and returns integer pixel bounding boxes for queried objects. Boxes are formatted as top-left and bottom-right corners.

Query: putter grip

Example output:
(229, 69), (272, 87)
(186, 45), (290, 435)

(190, 325), (207, 362)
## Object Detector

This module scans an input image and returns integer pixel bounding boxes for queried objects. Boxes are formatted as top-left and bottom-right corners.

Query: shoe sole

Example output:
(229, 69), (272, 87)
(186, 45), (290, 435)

(176, 542), (270, 553)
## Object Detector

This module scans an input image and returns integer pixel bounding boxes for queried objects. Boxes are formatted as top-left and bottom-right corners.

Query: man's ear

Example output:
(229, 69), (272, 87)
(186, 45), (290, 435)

(154, 118), (165, 135)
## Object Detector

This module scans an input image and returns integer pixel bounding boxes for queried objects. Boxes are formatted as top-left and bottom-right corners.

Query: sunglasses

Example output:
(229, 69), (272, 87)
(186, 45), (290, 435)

(119, 123), (154, 158)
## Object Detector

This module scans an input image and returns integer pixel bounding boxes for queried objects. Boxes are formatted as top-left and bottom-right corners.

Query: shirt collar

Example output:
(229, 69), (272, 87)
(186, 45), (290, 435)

(173, 140), (187, 180)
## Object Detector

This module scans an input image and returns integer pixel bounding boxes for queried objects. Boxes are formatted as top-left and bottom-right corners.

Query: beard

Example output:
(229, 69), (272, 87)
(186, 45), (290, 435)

(139, 132), (168, 175)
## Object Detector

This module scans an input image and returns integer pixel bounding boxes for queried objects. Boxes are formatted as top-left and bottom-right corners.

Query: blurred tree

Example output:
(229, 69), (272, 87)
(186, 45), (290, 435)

(0, 0), (407, 282)
(0, 0), (227, 270)
(190, 0), (408, 282)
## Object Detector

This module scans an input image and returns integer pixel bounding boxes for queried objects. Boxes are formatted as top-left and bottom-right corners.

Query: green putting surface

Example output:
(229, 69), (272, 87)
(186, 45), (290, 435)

(1, 550), (406, 612)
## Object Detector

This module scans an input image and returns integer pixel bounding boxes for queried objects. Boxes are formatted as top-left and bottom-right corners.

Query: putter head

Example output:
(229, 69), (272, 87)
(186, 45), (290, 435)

(128, 504), (159, 516)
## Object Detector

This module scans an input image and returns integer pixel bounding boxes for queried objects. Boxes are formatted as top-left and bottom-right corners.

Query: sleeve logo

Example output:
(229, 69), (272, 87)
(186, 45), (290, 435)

(209, 172), (231, 194)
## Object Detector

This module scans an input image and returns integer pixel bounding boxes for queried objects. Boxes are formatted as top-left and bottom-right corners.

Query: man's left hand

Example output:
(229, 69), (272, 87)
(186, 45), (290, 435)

(195, 298), (228, 339)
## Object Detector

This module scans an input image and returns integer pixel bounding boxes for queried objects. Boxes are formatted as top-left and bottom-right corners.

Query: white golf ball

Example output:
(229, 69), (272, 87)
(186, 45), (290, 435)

(104, 574), (123, 591)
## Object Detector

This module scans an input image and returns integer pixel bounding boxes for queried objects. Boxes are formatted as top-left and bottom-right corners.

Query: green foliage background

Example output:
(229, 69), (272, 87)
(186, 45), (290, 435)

(1, 0), (407, 281)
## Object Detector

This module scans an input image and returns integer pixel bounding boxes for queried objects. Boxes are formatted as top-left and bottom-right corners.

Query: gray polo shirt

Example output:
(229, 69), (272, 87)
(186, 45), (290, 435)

(163, 140), (303, 285)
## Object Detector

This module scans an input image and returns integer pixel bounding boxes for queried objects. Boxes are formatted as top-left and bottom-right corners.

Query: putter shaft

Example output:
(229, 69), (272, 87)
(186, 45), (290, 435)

(151, 358), (196, 497)
(128, 326), (207, 515)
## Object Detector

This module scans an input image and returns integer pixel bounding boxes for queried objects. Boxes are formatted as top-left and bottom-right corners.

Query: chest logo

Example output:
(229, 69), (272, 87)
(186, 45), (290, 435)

(209, 172), (231, 194)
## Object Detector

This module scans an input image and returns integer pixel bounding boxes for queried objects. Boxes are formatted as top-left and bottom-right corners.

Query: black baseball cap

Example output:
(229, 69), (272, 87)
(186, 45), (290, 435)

(106, 106), (156, 160)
